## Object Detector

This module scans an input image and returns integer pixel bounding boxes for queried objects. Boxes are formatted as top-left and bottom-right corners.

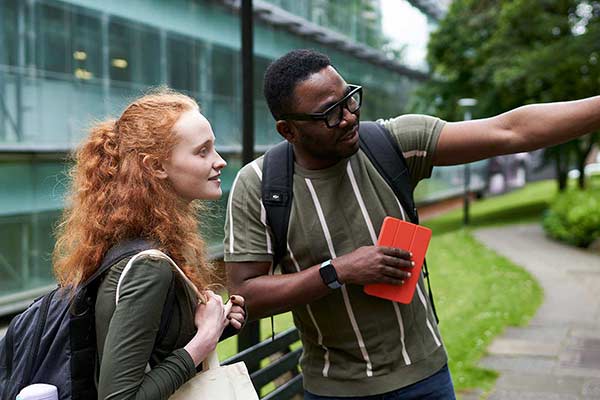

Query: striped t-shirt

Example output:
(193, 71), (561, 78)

(224, 115), (447, 397)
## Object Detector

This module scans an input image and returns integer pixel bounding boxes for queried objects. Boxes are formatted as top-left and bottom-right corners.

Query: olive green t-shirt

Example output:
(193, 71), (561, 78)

(95, 256), (197, 400)
(224, 115), (447, 396)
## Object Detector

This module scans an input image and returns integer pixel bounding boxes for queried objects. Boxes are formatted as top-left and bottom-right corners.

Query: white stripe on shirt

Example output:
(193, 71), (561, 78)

(288, 244), (331, 377)
(394, 194), (440, 347)
(250, 161), (273, 257)
(392, 302), (412, 365)
(250, 161), (263, 180)
(346, 162), (377, 244)
(347, 161), (412, 366)
(228, 172), (241, 254)
(416, 283), (442, 347)
(305, 178), (373, 377)
(403, 150), (427, 159)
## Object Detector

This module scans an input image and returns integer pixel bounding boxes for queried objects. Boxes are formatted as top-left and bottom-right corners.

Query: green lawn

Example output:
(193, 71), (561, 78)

(422, 181), (557, 396)
(218, 180), (559, 398)
(426, 231), (542, 396)
(424, 179), (558, 234)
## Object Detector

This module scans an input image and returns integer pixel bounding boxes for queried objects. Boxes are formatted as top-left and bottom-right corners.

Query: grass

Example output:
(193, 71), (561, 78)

(426, 230), (542, 396)
(218, 180), (562, 398)
(424, 179), (558, 234)
(421, 181), (561, 396)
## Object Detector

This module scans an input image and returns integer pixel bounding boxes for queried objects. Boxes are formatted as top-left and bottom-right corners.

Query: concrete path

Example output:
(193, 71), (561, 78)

(473, 224), (600, 400)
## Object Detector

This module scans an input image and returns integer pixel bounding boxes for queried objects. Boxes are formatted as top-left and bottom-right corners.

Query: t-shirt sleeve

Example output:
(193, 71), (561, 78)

(224, 159), (274, 263)
(97, 258), (196, 400)
(379, 114), (445, 183)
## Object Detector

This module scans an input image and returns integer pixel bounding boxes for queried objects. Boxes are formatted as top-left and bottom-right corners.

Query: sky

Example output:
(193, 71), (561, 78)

(380, 0), (433, 70)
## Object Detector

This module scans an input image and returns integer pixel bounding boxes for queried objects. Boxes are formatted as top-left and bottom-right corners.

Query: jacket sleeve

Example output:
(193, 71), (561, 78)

(96, 258), (196, 400)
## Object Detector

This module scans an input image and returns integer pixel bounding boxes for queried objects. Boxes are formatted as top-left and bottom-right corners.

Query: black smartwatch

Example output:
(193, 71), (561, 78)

(319, 259), (343, 289)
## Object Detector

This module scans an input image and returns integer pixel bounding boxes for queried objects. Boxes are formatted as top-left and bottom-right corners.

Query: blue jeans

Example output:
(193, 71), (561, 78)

(304, 364), (456, 400)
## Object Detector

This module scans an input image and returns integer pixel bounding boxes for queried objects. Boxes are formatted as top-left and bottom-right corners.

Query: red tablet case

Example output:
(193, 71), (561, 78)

(364, 217), (432, 303)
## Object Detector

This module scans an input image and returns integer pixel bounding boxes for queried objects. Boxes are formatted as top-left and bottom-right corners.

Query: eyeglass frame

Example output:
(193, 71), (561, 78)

(279, 84), (363, 129)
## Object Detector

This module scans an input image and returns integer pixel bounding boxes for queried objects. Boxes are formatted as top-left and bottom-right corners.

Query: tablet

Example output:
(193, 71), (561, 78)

(364, 216), (432, 303)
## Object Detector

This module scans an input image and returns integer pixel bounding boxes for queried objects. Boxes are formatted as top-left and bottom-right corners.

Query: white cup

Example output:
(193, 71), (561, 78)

(16, 384), (58, 400)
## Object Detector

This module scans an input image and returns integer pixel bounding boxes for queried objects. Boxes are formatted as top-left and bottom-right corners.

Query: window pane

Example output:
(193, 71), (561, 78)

(168, 34), (201, 93)
(109, 19), (160, 85)
(0, 0), (18, 67)
(71, 11), (101, 81)
(36, 3), (70, 75)
(211, 45), (238, 97)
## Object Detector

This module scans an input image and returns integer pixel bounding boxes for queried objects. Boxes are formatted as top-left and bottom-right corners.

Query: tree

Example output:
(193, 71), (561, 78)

(414, 0), (600, 190)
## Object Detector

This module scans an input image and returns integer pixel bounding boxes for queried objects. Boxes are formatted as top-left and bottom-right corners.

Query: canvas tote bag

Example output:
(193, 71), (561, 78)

(116, 249), (259, 400)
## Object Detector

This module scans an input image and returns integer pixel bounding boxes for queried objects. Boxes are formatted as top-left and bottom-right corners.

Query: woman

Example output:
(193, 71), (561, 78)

(52, 88), (245, 399)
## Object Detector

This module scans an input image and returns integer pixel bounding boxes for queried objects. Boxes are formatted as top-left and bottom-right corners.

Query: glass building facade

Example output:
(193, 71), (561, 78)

(0, 0), (478, 313)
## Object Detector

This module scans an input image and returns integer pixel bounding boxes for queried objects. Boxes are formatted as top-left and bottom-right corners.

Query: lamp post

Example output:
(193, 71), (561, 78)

(457, 98), (477, 226)
(238, 0), (260, 370)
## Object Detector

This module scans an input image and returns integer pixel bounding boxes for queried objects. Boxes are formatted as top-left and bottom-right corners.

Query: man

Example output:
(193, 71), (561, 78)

(224, 49), (600, 399)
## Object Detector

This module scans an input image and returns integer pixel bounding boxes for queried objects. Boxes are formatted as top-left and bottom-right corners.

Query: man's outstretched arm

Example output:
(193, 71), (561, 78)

(433, 95), (600, 166)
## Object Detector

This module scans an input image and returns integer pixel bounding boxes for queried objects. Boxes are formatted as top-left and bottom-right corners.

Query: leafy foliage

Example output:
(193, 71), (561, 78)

(543, 184), (600, 246)
(413, 0), (600, 189)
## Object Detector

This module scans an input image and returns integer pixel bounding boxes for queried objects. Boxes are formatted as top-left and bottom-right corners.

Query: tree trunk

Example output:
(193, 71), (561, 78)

(576, 134), (597, 190)
(577, 161), (586, 190)
(555, 151), (568, 192)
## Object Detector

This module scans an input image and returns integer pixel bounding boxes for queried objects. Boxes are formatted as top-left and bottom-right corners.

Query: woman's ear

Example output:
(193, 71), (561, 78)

(142, 155), (168, 179)
(276, 120), (296, 143)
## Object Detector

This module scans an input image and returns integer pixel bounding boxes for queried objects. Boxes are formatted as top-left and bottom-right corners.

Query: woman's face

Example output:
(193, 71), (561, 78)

(163, 109), (227, 202)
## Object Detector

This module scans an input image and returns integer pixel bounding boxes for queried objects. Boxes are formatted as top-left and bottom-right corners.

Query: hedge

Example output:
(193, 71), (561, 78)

(543, 186), (600, 247)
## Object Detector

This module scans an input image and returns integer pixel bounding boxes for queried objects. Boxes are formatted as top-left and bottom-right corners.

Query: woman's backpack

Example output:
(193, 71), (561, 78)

(0, 239), (174, 400)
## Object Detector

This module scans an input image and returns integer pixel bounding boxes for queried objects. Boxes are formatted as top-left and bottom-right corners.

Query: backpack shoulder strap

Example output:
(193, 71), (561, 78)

(358, 121), (418, 223)
(71, 238), (157, 314)
(93, 238), (157, 283)
(261, 141), (294, 341)
(261, 140), (294, 269)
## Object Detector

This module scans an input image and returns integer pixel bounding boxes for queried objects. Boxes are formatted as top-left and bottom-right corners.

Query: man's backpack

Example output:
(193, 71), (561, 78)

(0, 239), (175, 400)
(261, 121), (438, 322)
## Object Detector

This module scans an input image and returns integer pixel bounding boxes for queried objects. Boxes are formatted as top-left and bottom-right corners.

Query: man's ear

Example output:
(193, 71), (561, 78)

(276, 120), (296, 143)
(142, 155), (168, 179)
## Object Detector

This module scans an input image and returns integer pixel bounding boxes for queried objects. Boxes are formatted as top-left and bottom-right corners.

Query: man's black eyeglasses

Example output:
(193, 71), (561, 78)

(280, 85), (362, 129)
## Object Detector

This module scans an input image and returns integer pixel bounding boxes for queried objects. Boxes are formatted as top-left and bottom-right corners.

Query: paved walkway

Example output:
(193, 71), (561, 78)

(473, 224), (600, 400)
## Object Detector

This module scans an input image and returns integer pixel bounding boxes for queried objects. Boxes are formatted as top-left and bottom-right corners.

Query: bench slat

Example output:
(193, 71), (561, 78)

(262, 373), (303, 400)
(223, 327), (300, 366)
(222, 327), (304, 399)
(250, 347), (302, 389)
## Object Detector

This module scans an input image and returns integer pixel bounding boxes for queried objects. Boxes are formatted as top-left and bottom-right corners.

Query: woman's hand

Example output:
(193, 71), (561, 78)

(184, 290), (229, 366)
(227, 295), (246, 330)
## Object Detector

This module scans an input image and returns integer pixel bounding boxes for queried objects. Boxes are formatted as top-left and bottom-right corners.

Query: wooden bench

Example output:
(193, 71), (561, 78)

(223, 327), (303, 400)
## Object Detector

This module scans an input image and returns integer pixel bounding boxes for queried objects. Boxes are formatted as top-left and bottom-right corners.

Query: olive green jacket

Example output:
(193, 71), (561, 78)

(94, 255), (237, 400)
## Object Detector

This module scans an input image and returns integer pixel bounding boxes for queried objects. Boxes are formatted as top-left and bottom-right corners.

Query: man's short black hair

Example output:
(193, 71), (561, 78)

(263, 49), (332, 120)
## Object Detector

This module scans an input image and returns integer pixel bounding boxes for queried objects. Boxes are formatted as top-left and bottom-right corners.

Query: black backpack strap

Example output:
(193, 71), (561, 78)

(69, 239), (156, 399)
(151, 270), (176, 366)
(358, 121), (417, 223)
(261, 141), (294, 340)
(261, 141), (294, 269)
(359, 121), (439, 324)
(96, 238), (176, 344)
(85, 239), (157, 287)
(71, 238), (157, 315)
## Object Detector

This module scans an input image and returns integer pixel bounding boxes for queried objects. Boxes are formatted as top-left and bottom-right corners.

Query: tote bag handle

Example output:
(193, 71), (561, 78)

(115, 249), (227, 371)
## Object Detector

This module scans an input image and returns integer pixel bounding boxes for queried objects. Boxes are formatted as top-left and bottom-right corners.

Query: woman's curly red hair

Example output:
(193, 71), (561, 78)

(53, 88), (218, 293)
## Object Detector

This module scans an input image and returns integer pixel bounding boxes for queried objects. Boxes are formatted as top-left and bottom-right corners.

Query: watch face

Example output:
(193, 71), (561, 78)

(321, 264), (337, 283)
(320, 261), (340, 288)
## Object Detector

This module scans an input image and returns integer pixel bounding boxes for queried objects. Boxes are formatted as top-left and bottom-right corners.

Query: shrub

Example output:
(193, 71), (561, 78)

(543, 187), (600, 247)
